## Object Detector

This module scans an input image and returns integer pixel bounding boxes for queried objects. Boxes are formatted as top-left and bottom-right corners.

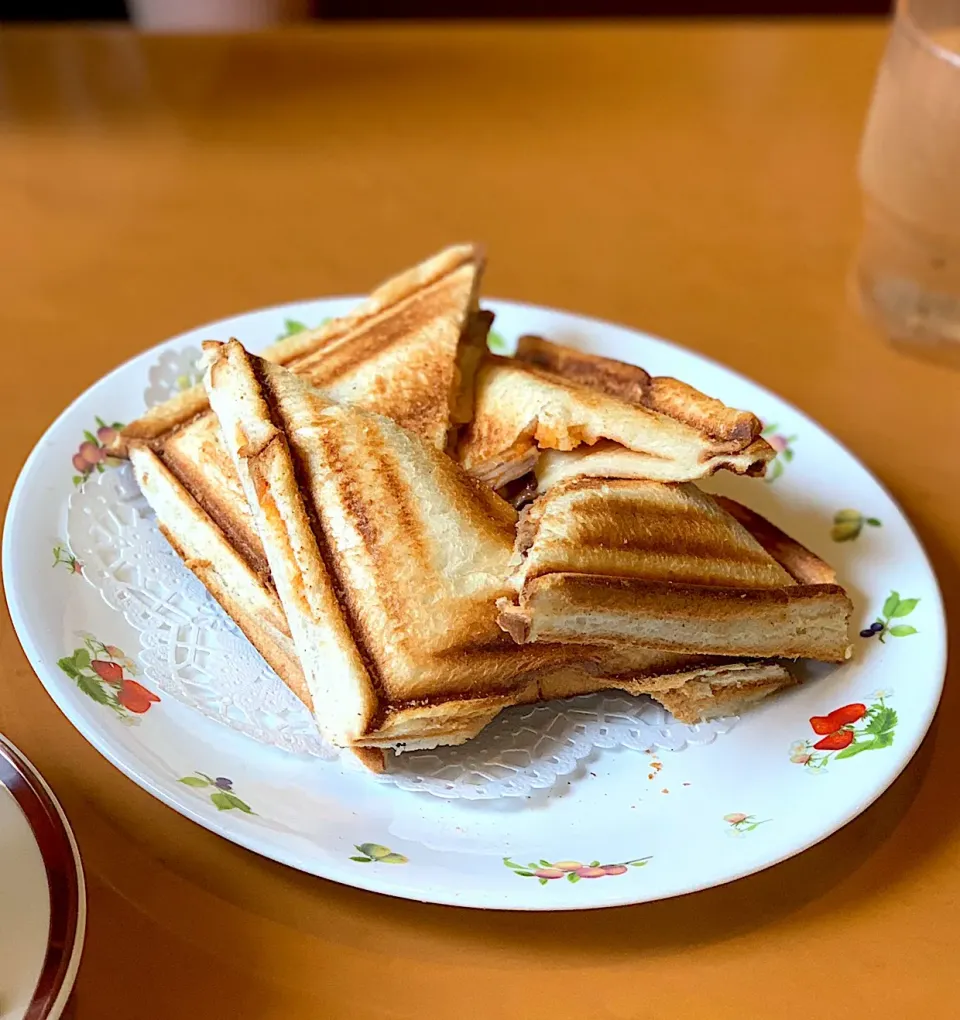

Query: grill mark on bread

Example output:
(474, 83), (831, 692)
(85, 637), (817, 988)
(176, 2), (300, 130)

(289, 273), (452, 375)
(251, 357), (392, 718)
(714, 496), (839, 585)
(514, 336), (761, 446)
(151, 427), (273, 582)
(113, 246), (481, 457)
(516, 334), (653, 405)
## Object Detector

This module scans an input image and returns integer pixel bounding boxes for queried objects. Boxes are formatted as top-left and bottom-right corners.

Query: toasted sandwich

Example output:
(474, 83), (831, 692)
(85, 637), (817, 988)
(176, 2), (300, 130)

(202, 340), (797, 751)
(112, 244), (487, 457)
(121, 247), (485, 756)
(456, 337), (774, 491)
(497, 477), (852, 662)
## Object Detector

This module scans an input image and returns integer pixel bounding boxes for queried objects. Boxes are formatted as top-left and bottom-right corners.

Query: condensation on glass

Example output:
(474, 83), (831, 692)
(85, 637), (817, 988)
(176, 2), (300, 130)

(857, 0), (960, 358)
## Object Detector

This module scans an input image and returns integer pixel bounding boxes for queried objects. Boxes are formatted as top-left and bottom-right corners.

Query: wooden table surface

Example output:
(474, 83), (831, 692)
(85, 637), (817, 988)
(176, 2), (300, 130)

(2, 20), (958, 1020)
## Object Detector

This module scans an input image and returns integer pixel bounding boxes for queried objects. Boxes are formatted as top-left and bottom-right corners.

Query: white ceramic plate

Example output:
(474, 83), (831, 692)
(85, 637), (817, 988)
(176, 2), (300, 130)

(2, 298), (946, 910)
(0, 735), (85, 1019)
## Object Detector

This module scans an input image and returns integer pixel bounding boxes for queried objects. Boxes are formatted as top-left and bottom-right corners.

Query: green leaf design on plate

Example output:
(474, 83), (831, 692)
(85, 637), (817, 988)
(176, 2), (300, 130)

(567, 872), (580, 883)
(379, 853), (408, 864)
(889, 624), (918, 637)
(284, 318), (308, 336)
(210, 791), (241, 811)
(83, 430), (98, 444)
(833, 741), (874, 760)
(515, 871), (536, 878)
(487, 330), (507, 352)
(222, 792), (253, 813)
(890, 598), (919, 618)
(57, 656), (81, 679)
(834, 731), (894, 759)
(539, 859), (552, 867)
(589, 860), (600, 868)
(503, 857), (523, 870)
(178, 776), (210, 788)
(883, 591), (901, 617)
(539, 878), (548, 885)
(74, 647), (91, 670)
(76, 673), (111, 705)
(864, 705), (898, 736)
(72, 475), (83, 486)
(350, 856), (372, 862)
(866, 517), (882, 527)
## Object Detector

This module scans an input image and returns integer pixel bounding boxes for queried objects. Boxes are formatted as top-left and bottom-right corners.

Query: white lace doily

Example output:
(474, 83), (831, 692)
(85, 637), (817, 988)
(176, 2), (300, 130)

(62, 347), (739, 799)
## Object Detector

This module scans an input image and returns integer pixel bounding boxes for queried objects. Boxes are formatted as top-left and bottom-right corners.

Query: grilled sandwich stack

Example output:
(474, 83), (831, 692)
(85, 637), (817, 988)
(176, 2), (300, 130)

(110, 245), (852, 772)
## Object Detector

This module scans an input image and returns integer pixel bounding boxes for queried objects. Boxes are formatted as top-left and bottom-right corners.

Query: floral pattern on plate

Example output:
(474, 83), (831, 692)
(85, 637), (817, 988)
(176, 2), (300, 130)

(350, 843), (408, 864)
(487, 329), (508, 353)
(790, 691), (896, 771)
(723, 813), (769, 836)
(71, 418), (124, 487)
(831, 509), (882, 542)
(761, 422), (796, 483)
(58, 636), (159, 720)
(860, 591), (919, 641)
(503, 856), (651, 885)
(275, 317), (330, 342)
(52, 542), (82, 575)
(177, 773), (254, 813)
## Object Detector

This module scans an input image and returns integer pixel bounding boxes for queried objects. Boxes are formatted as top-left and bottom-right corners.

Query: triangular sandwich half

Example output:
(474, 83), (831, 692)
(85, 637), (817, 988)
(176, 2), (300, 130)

(457, 336), (774, 491)
(497, 477), (852, 662)
(122, 246), (485, 744)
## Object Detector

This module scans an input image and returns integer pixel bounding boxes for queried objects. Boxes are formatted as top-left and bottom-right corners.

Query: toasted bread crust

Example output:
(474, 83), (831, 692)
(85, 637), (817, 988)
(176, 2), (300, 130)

(501, 477), (852, 662)
(129, 445), (312, 707)
(501, 572), (852, 662)
(512, 478), (795, 591)
(109, 244), (485, 457)
(515, 335), (652, 405)
(458, 357), (774, 489)
(515, 336), (761, 445)
(532, 439), (774, 493)
(513, 335), (763, 444)
(650, 668), (799, 723)
(714, 496), (839, 585)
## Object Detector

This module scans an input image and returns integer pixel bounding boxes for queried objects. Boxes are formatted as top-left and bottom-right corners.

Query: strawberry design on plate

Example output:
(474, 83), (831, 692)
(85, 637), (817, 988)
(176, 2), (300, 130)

(790, 691), (897, 772)
(57, 636), (159, 722)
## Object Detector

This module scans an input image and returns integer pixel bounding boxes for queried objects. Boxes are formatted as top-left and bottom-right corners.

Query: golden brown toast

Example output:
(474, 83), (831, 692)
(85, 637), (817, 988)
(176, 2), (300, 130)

(457, 355), (774, 490)
(203, 340), (795, 749)
(120, 247), (484, 763)
(515, 336), (761, 444)
(714, 496), (839, 585)
(112, 244), (486, 456)
(498, 478), (852, 662)
(531, 439), (772, 496)
(646, 668), (799, 723)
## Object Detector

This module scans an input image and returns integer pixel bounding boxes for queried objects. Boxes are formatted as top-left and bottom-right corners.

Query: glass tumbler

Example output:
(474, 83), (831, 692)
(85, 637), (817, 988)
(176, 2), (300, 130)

(856, 0), (960, 359)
